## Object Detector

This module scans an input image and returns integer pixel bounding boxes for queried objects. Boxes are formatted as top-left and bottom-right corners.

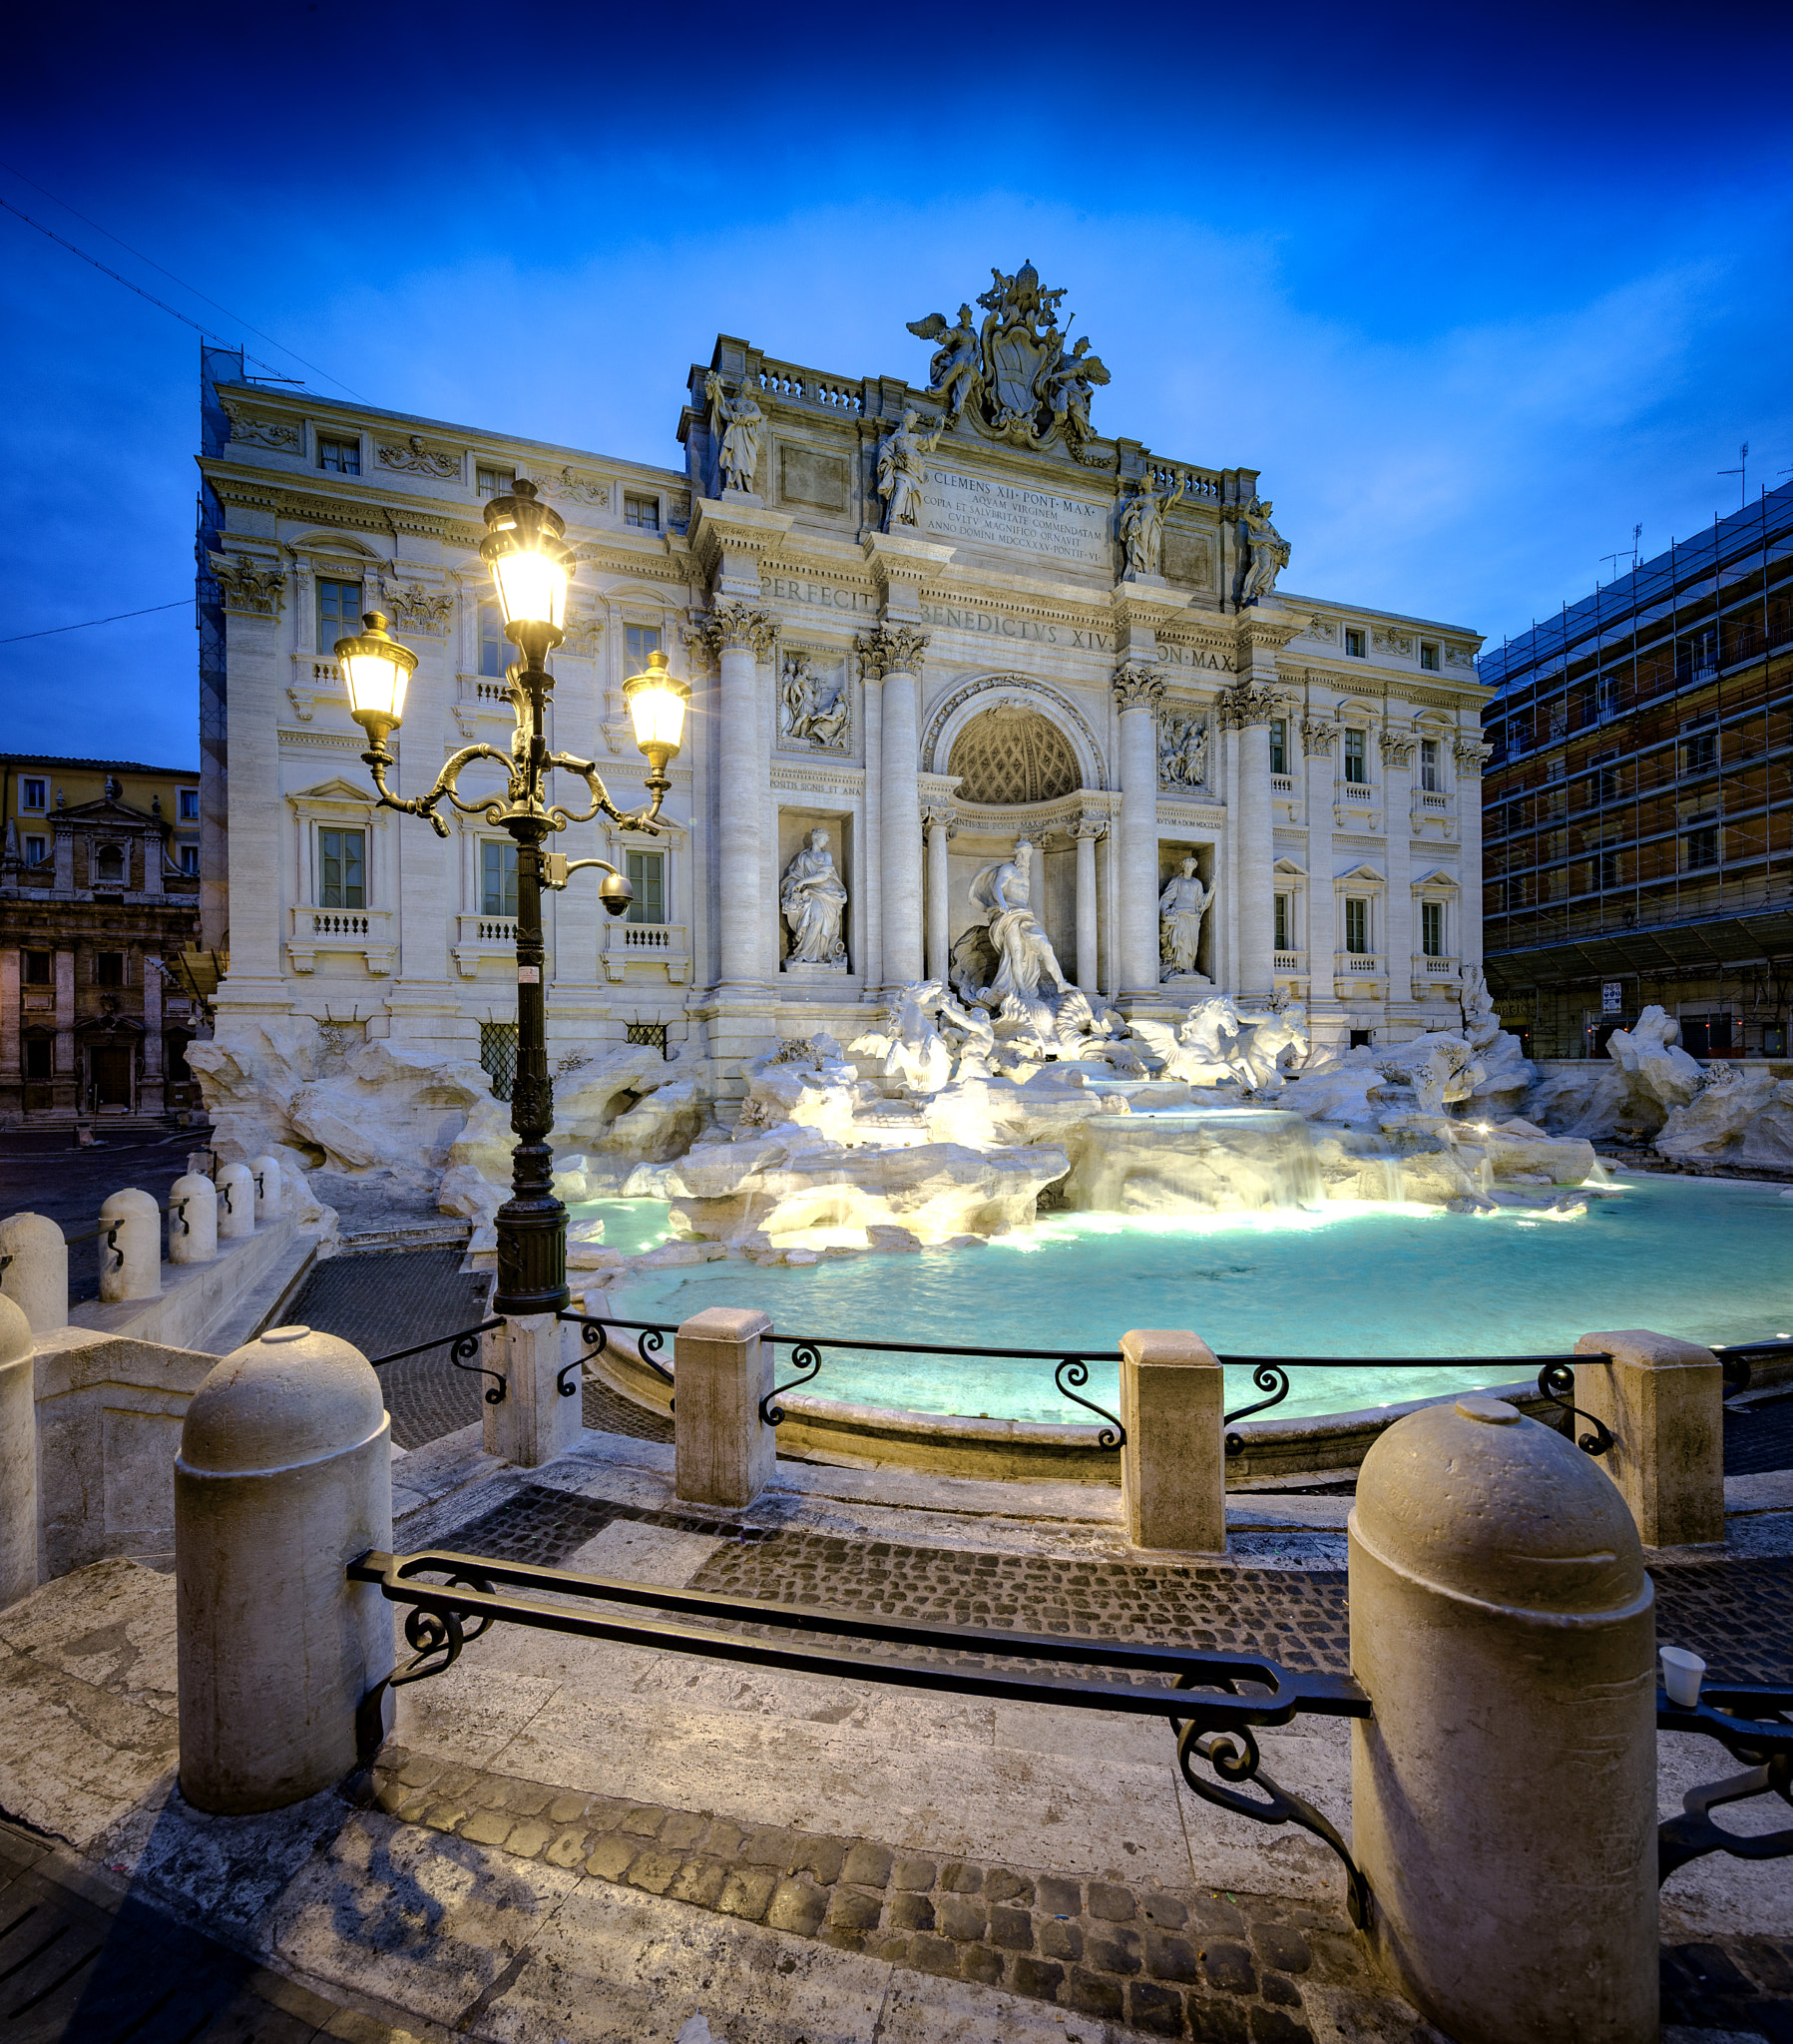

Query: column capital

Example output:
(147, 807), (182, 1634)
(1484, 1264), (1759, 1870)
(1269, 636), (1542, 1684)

(1299, 716), (1337, 758)
(1071, 812), (1108, 840)
(1380, 730), (1419, 766)
(1454, 738), (1494, 776)
(694, 600), (777, 661)
(857, 623), (929, 679)
(1215, 679), (1286, 729)
(921, 806), (957, 835)
(1111, 660), (1165, 713)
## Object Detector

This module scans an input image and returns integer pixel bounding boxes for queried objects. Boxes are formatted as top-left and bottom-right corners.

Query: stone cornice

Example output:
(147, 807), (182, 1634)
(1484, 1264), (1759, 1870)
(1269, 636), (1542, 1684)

(1109, 583), (1194, 633)
(686, 498), (795, 580)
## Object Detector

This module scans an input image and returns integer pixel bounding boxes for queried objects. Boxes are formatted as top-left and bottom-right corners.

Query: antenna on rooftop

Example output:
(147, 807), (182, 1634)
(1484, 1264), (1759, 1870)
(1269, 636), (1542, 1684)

(1718, 441), (1748, 508)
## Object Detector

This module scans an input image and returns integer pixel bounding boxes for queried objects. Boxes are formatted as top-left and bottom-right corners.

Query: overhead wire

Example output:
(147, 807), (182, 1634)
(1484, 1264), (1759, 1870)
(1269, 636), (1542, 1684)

(1, 601), (189, 646)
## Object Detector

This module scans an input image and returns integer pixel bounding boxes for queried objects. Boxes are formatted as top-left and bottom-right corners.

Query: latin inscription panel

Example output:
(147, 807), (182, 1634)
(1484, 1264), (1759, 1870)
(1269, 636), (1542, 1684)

(922, 465), (1113, 571)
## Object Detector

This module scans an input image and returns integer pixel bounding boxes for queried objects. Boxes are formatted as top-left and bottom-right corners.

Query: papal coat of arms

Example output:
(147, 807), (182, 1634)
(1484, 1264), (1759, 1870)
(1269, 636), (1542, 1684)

(907, 260), (1110, 456)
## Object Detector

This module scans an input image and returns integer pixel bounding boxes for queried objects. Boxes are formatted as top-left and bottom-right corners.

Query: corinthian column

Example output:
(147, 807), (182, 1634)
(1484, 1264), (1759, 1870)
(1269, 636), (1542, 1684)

(1073, 816), (1104, 993)
(699, 601), (777, 988)
(1112, 662), (1164, 997)
(1219, 680), (1282, 999)
(860, 624), (928, 989)
(1455, 737), (1493, 973)
(925, 809), (954, 983)
(1381, 727), (1418, 1007)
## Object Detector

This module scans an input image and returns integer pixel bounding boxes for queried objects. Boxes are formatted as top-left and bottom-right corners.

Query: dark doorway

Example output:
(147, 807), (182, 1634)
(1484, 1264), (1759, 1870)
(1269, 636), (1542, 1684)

(90, 1046), (133, 1107)
(1349, 1029), (1374, 1049)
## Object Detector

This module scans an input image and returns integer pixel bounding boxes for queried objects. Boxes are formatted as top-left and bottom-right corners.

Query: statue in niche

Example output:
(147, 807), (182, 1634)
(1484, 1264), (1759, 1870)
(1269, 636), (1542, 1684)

(967, 837), (1073, 1017)
(876, 407), (944, 530)
(780, 828), (849, 969)
(779, 654), (848, 751)
(1157, 856), (1214, 980)
(1158, 711), (1208, 789)
(1118, 471), (1187, 580)
(704, 370), (764, 495)
(1240, 496), (1291, 603)
(906, 304), (983, 420)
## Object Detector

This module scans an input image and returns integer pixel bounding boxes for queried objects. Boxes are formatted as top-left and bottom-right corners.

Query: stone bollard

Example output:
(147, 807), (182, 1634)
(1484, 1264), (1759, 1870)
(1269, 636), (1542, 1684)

(176, 1324), (394, 1812)
(1350, 1394), (1656, 2044)
(98, 1188), (161, 1303)
(0, 1292), (37, 1610)
(1119, 1327), (1225, 1553)
(215, 1161), (255, 1241)
(481, 1312), (585, 1468)
(674, 1307), (773, 1508)
(248, 1154), (284, 1223)
(167, 1174), (219, 1265)
(1575, 1328), (1725, 1547)
(0, 1212), (69, 1332)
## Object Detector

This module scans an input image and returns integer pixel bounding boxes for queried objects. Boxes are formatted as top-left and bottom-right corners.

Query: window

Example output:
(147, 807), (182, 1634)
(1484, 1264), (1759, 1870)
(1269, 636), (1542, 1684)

(1419, 641), (1440, 672)
(179, 787), (200, 821)
(1344, 897), (1369, 954)
(1419, 739), (1440, 791)
(1683, 825), (1718, 870)
(1344, 628), (1365, 658)
(626, 1020), (670, 1057)
(95, 952), (125, 986)
(1681, 726), (1718, 773)
(317, 435), (361, 476)
(624, 493), (660, 531)
(626, 849), (666, 925)
(481, 840), (518, 918)
(1421, 901), (1444, 957)
(24, 835), (45, 865)
(1343, 729), (1367, 783)
(24, 1039), (51, 1080)
(479, 602), (510, 679)
(23, 951), (50, 985)
(1348, 1029), (1374, 1049)
(20, 777), (45, 810)
(1268, 719), (1287, 774)
(1273, 893), (1290, 950)
(1598, 850), (1620, 889)
(180, 844), (201, 875)
(317, 826), (366, 909)
(479, 1021), (518, 1101)
(317, 579), (362, 655)
(477, 465), (514, 500)
(1597, 677), (1620, 721)
(1595, 756), (1621, 803)
(624, 624), (663, 675)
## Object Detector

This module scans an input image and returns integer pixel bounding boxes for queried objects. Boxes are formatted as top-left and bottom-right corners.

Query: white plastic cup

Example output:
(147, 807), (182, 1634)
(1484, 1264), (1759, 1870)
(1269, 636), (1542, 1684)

(1660, 1646), (1705, 1708)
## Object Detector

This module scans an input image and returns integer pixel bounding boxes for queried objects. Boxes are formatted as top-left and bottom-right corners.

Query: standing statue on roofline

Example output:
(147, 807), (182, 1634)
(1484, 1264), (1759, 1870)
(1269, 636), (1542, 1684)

(704, 369), (764, 496)
(877, 407), (945, 530)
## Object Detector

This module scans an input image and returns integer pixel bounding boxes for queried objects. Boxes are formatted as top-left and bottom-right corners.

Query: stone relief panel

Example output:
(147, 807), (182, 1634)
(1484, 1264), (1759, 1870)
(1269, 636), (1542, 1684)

(221, 401), (300, 452)
(948, 705), (1083, 805)
(536, 466), (610, 508)
(377, 435), (460, 479)
(1157, 709), (1209, 791)
(1444, 644), (1478, 671)
(1373, 627), (1415, 660)
(777, 652), (851, 754)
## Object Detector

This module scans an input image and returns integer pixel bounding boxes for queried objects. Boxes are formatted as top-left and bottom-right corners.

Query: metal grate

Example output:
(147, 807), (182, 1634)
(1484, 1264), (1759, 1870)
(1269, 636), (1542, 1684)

(626, 1020), (670, 1058)
(480, 1021), (518, 1100)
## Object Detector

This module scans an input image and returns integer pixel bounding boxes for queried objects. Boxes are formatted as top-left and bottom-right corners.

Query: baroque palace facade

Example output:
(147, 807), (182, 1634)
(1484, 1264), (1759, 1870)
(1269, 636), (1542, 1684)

(196, 264), (1490, 1095)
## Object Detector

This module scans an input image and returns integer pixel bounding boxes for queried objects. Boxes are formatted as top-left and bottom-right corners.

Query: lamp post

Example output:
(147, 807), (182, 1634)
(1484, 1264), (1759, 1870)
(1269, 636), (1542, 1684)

(337, 478), (687, 1319)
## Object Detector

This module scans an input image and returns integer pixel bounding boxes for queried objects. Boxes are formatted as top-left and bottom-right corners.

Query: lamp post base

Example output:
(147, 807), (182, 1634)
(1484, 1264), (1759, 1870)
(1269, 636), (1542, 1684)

(493, 1198), (570, 1318)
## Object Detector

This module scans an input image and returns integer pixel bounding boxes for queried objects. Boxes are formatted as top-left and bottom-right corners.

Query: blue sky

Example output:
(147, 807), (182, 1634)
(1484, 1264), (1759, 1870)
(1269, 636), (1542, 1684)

(6, 0), (1792, 766)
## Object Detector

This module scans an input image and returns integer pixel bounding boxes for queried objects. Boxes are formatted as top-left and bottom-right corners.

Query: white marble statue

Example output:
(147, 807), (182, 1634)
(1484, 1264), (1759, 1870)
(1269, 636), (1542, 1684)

(910, 303), (982, 419)
(1043, 337), (1109, 448)
(968, 838), (1073, 1012)
(704, 370), (764, 494)
(1157, 856), (1213, 979)
(1158, 712), (1208, 790)
(780, 829), (848, 968)
(1240, 497), (1291, 603)
(1119, 471), (1186, 580)
(779, 655), (848, 751)
(1130, 994), (1303, 1093)
(877, 408), (944, 529)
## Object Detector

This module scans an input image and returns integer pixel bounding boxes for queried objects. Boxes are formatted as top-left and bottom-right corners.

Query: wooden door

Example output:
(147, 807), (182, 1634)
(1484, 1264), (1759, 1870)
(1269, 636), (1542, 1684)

(91, 1046), (133, 1107)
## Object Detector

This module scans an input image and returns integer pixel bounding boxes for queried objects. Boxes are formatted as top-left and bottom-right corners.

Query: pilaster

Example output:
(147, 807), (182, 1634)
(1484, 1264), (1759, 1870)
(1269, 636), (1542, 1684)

(1112, 660), (1164, 1003)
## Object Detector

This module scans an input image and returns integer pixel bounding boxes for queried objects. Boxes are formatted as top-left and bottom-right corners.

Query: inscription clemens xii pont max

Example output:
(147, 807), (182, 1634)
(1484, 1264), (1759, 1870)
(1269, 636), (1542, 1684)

(920, 467), (1112, 571)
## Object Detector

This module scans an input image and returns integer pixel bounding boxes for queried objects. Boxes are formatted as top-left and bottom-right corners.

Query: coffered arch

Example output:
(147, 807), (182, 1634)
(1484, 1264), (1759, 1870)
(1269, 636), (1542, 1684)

(921, 673), (1108, 790)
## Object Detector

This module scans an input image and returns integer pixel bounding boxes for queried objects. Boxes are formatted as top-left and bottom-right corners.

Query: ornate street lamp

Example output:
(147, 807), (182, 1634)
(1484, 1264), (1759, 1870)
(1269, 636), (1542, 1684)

(338, 478), (686, 1317)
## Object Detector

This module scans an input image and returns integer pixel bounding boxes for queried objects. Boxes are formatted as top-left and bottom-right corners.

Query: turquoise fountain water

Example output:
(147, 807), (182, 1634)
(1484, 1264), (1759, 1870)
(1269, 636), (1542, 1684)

(590, 1175), (1791, 1424)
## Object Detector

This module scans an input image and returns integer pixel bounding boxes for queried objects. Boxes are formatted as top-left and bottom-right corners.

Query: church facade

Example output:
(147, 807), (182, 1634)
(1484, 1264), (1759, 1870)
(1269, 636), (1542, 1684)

(195, 264), (1490, 1098)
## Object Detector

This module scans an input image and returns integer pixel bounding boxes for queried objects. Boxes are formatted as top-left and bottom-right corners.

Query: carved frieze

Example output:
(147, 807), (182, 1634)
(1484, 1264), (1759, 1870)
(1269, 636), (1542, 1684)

(536, 465), (610, 508)
(1444, 644), (1478, 671)
(857, 624), (929, 678)
(221, 402), (301, 452)
(377, 435), (460, 479)
(210, 553), (286, 617)
(1372, 627), (1415, 660)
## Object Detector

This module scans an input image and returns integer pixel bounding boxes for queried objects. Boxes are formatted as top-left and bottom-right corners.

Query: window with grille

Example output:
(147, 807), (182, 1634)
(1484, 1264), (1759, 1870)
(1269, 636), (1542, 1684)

(479, 1021), (518, 1100)
(479, 602), (510, 679)
(318, 436), (360, 475)
(1343, 729), (1367, 783)
(477, 465), (514, 500)
(626, 849), (665, 924)
(318, 827), (365, 908)
(1421, 901), (1444, 956)
(482, 840), (519, 918)
(1344, 898), (1369, 953)
(624, 493), (660, 531)
(625, 624), (662, 675)
(317, 579), (362, 655)
(626, 1020), (670, 1057)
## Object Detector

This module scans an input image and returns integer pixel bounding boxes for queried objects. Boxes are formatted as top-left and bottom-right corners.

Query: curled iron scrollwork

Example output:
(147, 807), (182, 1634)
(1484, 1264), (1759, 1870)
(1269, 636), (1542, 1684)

(1054, 1356), (1124, 1448)
(1536, 1360), (1614, 1456)
(450, 1327), (508, 1405)
(1171, 1682), (1370, 1927)
(1657, 1683), (1793, 1882)
(1224, 1364), (1291, 1457)
(355, 1568), (497, 1760)
(761, 1340), (822, 1427)
(562, 1311), (674, 1407)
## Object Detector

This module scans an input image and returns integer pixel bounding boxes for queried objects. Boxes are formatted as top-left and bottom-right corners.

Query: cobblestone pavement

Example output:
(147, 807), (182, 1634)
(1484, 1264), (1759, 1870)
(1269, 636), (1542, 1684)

(363, 1746), (1793, 2043)
(438, 1480), (774, 1564)
(0, 1125), (207, 1304)
(1727, 1388), (1793, 1476)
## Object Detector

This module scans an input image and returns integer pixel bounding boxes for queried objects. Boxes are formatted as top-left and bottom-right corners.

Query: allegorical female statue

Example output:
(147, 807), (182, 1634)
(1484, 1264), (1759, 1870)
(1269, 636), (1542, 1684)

(877, 407), (944, 529)
(1158, 855), (1214, 979)
(780, 828), (849, 967)
(1240, 496), (1291, 602)
(704, 369), (764, 495)
(968, 838), (1073, 1006)
(1119, 470), (1187, 580)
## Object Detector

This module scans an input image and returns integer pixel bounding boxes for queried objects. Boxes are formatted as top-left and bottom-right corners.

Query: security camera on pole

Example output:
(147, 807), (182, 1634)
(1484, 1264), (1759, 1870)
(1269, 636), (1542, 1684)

(335, 479), (689, 1461)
